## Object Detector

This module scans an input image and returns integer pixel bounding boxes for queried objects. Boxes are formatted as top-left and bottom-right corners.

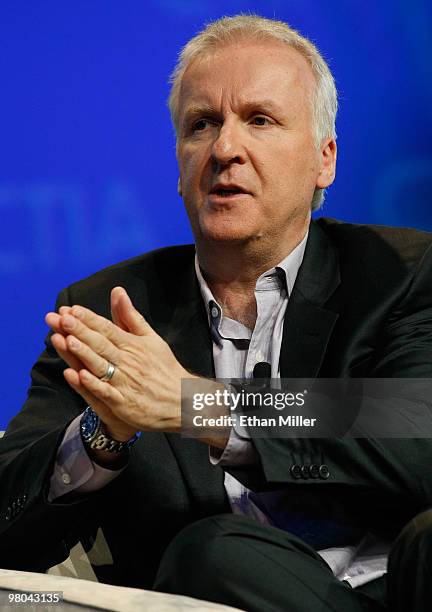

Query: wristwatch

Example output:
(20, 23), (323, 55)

(80, 406), (140, 453)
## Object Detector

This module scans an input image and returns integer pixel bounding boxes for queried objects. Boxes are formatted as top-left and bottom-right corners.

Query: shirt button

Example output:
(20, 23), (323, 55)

(211, 307), (219, 318)
(62, 473), (72, 485)
(255, 350), (265, 362)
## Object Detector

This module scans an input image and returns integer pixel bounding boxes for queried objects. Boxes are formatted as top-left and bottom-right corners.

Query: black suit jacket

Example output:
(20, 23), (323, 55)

(1, 218), (432, 588)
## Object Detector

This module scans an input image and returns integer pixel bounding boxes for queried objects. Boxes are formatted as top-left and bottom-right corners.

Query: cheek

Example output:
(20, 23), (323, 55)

(268, 143), (319, 184)
(179, 150), (205, 189)
(258, 148), (319, 211)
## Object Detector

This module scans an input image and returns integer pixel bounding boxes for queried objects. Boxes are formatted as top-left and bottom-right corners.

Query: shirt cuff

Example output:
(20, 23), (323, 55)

(48, 414), (126, 502)
(209, 427), (259, 467)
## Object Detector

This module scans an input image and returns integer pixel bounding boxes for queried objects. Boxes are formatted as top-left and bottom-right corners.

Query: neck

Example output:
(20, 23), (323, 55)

(196, 218), (310, 329)
(197, 218), (309, 286)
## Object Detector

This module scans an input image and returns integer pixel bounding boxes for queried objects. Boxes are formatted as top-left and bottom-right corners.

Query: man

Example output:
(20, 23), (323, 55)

(1, 14), (432, 612)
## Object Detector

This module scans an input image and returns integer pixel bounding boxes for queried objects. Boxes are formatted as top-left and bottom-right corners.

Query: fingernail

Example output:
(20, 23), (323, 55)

(63, 315), (75, 329)
(73, 307), (84, 319)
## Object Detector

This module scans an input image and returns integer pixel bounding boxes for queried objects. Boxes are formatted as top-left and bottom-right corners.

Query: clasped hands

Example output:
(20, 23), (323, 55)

(46, 286), (195, 442)
(46, 286), (230, 448)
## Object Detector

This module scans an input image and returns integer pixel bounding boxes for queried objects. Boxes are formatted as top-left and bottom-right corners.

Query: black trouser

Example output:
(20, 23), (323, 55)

(387, 508), (432, 612)
(154, 510), (432, 612)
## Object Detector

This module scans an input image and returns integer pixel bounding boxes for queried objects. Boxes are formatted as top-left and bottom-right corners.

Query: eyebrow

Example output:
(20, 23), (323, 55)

(240, 99), (283, 115)
(181, 99), (284, 122)
(181, 104), (216, 122)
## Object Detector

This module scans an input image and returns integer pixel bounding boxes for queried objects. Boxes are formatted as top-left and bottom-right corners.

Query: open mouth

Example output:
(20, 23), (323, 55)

(213, 188), (243, 197)
(209, 185), (249, 197)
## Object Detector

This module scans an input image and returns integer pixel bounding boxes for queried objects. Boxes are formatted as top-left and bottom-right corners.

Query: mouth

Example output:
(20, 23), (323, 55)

(209, 184), (251, 199)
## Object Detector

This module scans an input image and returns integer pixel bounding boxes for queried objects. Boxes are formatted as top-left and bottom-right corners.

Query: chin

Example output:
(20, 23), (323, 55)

(199, 219), (258, 244)
(196, 209), (260, 242)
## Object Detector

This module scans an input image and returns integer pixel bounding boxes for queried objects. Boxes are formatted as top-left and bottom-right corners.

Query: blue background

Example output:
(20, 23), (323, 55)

(1, 1), (431, 428)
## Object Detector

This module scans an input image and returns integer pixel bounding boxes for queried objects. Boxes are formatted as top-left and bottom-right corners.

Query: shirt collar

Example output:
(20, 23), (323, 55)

(273, 230), (309, 296)
(194, 230), (309, 323)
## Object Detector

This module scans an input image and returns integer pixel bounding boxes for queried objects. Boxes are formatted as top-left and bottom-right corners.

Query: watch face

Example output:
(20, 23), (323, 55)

(80, 407), (100, 441)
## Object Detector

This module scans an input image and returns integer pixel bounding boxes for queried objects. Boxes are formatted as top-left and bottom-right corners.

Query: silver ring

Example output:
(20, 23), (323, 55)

(100, 361), (116, 382)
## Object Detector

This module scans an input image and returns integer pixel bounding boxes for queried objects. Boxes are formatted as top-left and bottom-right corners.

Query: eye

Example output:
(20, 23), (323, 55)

(192, 119), (211, 132)
(250, 115), (272, 126)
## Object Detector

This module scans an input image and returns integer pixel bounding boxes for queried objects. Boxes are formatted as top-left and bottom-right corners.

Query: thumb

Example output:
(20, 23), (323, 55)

(111, 286), (129, 331)
(111, 287), (154, 336)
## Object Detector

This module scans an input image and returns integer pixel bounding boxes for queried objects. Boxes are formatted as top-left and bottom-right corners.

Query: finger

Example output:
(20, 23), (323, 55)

(60, 313), (120, 363)
(51, 333), (84, 371)
(46, 309), (75, 336)
(111, 287), (129, 332)
(112, 287), (154, 337)
(63, 368), (119, 425)
(78, 368), (124, 409)
(66, 305), (128, 348)
(46, 313), (66, 335)
(59, 306), (72, 315)
(65, 334), (119, 381)
(63, 367), (81, 387)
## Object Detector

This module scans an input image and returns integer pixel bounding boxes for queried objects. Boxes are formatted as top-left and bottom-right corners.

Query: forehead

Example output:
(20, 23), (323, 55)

(178, 39), (316, 114)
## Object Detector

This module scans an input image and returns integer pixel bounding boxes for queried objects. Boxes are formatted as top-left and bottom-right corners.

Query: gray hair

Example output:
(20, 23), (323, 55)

(168, 15), (338, 211)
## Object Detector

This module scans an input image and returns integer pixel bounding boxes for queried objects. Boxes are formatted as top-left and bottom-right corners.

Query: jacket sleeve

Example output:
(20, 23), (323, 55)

(0, 287), (110, 571)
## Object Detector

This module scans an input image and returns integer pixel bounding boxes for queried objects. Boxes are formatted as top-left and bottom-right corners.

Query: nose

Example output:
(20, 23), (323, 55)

(211, 121), (246, 169)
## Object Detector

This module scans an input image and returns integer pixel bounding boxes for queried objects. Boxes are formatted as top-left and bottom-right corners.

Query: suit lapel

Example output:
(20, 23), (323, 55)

(280, 221), (341, 378)
(154, 255), (215, 378)
(149, 254), (227, 513)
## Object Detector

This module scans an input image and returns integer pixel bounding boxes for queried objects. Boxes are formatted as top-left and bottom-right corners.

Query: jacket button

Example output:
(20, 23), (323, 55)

(290, 464), (302, 479)
(301, 465), (310, 479)
(319, 464), (330, 479)
(309, 464), (320, 478)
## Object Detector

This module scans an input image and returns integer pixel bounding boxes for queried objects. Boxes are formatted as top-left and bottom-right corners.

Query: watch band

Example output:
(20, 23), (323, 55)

(80, 406), (140, 453)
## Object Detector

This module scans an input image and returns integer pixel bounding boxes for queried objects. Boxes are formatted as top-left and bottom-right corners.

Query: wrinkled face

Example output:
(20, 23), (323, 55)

(176, 40), (336, 246)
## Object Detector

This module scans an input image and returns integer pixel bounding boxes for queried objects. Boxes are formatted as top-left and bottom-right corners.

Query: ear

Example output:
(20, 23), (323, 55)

(177, 177), (182, 196)
(316, 138), (337, 189)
